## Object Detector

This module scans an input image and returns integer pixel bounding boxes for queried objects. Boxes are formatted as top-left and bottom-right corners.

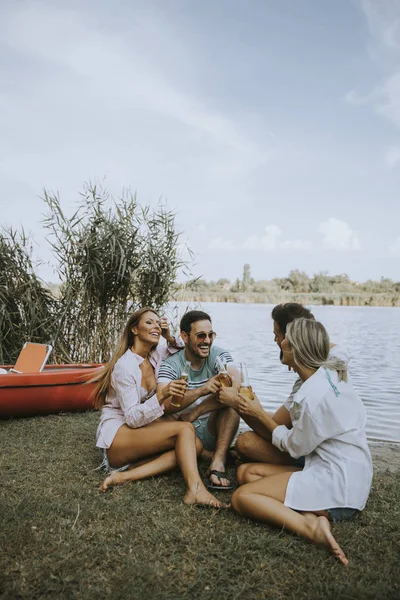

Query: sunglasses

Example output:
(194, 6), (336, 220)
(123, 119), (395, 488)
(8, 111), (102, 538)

(195, 331), (217, 341)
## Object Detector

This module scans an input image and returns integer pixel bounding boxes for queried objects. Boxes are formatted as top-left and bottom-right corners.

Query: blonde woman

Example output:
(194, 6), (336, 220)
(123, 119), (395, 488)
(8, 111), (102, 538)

(231, 318), (372, 565)
(94, 307), (226, 508)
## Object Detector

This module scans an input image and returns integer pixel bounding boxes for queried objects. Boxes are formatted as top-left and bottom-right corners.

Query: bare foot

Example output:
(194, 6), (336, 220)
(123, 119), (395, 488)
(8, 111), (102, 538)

(184, 484), (229, 509)
(312, 516), (348, 566)
(99, 471), (128, 492)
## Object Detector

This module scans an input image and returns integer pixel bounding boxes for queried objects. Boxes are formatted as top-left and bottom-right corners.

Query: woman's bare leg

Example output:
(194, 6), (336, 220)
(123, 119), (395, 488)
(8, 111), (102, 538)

(101, 449), (180, 491)
(231, 472), (348, 566)
(101, 421), (227, 507)
(101, 437), (202, 491)
(237, 462), (301, 486)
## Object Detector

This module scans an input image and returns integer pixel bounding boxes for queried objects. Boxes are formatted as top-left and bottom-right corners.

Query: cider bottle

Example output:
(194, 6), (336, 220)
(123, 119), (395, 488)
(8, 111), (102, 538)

(170, 360), (191, 407)
(238, 362), (254, 400)
(216, 356), (232, 387)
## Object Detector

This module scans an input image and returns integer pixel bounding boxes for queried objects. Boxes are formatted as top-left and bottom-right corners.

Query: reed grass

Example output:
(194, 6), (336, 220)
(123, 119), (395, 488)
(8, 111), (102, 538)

(0, 228), (57, 364)
(0, 184), (188, 365)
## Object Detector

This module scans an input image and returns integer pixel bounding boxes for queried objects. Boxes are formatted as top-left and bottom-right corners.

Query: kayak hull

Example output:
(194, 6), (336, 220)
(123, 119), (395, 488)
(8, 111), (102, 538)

(0, 364), (103, 417)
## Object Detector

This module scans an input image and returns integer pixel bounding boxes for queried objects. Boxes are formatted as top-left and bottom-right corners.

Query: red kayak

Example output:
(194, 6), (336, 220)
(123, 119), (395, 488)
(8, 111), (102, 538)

(0, 364), (103, 417)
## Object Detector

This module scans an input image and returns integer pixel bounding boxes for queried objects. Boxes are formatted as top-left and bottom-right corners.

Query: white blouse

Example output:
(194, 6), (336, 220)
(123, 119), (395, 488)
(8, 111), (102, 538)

(272, 366), (373, 511)
(96, 344), (179, 449)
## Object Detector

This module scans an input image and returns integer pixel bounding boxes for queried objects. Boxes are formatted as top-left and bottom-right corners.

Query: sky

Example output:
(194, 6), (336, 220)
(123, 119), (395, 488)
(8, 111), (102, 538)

(1, 0), (400, 283)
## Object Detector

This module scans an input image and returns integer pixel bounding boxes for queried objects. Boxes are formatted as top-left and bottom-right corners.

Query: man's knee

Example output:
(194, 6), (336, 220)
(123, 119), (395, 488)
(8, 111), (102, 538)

(235, 431), (257, 459)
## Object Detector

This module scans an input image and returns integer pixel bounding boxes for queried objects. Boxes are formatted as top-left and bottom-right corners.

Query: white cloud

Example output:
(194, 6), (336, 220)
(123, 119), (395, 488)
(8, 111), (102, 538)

(260, 224), (283, 251)
(282, 239), (314, 251)
(390, 236), (400, 255)
(385, 147), (400, 168)
(360, 0), (400, 51)
(212, 224), (314, 254)
(349, 2), (400, 130)
(243, 224), (281, 251)
(208, 237), (236, 252)
(319, 218), (361, 251)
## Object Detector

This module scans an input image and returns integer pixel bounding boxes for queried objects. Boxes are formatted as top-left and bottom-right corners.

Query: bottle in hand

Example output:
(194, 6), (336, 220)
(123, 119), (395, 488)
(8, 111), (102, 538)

(216, 356), (232, 387)
(170, 360), (191, 407)
(238, 362), (254, 400)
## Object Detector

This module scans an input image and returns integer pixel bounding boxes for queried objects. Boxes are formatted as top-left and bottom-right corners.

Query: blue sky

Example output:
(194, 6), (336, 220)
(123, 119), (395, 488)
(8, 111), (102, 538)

(1, 0), (399, 283)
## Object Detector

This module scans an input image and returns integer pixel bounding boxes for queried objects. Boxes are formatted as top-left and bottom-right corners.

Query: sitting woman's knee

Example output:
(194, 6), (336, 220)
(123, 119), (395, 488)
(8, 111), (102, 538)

(231, 488), (246, 514)
(178, 421), (195, 434)
(236, 463), (249, 486)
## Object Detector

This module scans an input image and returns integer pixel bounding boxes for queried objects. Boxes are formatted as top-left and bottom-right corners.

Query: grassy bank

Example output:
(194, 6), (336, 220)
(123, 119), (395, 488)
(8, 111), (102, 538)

(1, 412), (399, 600)
(174, 291), (400, 307)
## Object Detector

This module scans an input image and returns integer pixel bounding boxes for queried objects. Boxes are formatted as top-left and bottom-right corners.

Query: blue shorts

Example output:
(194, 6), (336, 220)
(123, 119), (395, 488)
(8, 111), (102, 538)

(327, 507), (360, 523)
(193, 416), (217, 451)
(295, 456), (306, 468)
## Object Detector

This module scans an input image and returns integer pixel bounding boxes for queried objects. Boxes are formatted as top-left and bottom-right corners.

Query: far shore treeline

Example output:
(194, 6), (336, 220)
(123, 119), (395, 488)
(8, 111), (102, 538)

(172, 264), (400, 308)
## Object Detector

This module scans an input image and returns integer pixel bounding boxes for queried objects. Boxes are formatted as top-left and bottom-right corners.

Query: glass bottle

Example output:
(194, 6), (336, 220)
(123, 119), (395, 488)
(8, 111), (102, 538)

(215, 356), (232, 387)
(238, 362), (254, 400)
(170, 360), (191, 407)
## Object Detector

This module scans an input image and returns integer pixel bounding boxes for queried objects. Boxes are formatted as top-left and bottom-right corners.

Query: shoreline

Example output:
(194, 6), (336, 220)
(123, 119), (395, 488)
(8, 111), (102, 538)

(173, 292), (400, 307)
(369, 442), (400, 473)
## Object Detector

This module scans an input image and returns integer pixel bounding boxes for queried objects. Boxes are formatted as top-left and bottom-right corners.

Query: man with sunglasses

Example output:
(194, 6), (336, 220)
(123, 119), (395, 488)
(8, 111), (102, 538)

(157, 310), (240, 489)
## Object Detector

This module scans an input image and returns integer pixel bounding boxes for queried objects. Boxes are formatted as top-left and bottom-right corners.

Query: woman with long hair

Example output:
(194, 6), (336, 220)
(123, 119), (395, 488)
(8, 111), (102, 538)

(230, 318), (372, 565)
(94, 307), (226, 508)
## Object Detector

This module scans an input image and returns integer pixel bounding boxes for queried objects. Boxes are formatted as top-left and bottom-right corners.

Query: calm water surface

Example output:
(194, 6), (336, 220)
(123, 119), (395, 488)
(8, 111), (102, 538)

(173, 303), (400, 443)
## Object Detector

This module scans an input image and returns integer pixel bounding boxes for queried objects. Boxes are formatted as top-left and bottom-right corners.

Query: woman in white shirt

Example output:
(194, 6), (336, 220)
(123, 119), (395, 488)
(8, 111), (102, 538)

(231, 317), (373, 565)
(94, 307), (226, 508)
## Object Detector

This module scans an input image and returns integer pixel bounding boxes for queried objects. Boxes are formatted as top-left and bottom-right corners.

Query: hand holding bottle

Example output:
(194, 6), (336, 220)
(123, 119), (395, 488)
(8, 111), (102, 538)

(160, 379), (188, 404)
(201, 375), (222, 395)
(170, 360), (191, 407)
(218, 386), (241, 410)
(237, 391), (263, 417)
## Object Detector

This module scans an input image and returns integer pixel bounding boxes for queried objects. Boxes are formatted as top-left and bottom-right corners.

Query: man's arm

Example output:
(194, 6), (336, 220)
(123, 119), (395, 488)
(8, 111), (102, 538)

(157, 375), (222, 415)
(179, 394), (224, 422)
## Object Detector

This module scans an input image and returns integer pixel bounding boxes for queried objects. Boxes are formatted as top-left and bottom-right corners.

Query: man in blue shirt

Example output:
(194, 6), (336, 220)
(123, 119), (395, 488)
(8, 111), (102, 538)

(157, 310), (239, 489)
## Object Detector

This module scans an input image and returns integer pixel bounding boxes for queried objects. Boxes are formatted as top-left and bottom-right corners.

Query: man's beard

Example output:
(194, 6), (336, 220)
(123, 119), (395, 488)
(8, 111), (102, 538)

(188, 341), (210, 358)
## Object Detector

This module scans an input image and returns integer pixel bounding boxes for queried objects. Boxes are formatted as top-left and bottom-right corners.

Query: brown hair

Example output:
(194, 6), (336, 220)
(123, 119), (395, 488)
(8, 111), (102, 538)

(91, 306), (159, 409)
(271, 303), (314, 335)
(180, 310), (212, 335)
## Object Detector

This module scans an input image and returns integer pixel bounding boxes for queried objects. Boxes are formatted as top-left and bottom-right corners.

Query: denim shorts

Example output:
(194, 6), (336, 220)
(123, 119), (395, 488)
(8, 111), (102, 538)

(327, 507), (360, 523)
(98, 448), (130, 474)
(192, 416), (217, 451)
(295, 456), (306, 468)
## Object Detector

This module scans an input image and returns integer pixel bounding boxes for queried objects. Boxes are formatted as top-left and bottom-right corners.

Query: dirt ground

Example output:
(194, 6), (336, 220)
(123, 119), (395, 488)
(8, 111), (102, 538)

(369, 442), (400, 473)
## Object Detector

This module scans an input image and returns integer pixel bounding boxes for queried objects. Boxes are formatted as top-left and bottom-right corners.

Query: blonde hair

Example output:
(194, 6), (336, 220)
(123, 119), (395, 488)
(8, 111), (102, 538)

(91, 306), (159, 409)
(286, 318), (348, 382)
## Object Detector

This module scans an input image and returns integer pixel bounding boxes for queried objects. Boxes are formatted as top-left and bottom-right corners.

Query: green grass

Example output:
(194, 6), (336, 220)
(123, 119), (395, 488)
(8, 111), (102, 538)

(1, 412), (399, 600)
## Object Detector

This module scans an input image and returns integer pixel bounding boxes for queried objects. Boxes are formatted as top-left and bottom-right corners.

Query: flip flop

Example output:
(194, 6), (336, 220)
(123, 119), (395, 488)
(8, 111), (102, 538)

(207, 469), (234, 490)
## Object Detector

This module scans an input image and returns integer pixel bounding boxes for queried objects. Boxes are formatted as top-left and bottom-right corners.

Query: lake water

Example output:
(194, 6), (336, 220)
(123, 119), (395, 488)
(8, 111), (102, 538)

(172, 303), (400, 443)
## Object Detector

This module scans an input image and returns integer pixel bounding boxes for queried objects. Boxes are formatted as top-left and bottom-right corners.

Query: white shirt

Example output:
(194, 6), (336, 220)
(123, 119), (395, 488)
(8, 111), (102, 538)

(96, 346), (171, 451)
(272, 366), (373, 511)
